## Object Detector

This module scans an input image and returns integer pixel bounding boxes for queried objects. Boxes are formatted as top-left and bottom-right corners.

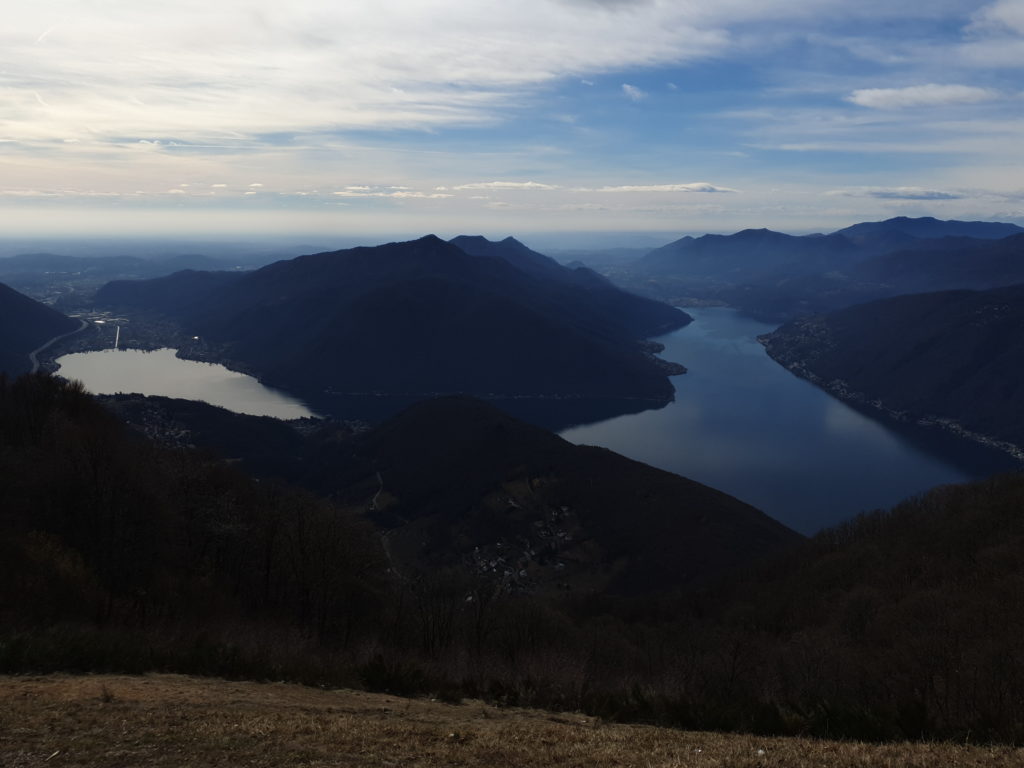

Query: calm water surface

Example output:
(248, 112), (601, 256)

(56, 348), (314, 420)
(561, 307), (1018, 534)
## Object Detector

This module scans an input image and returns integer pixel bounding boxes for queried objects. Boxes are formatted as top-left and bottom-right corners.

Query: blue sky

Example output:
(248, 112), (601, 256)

(2, 0), (1022, 243)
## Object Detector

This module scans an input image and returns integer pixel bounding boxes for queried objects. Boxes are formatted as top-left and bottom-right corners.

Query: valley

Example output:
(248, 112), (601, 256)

(2, 216), (1023, 746)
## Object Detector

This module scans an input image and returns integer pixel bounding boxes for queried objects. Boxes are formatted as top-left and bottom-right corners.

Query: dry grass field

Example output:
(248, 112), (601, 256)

(1, 674), (1020, 768)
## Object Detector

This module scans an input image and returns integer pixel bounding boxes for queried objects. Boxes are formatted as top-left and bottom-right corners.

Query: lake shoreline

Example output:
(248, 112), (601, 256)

(561, 307), (1016, 534)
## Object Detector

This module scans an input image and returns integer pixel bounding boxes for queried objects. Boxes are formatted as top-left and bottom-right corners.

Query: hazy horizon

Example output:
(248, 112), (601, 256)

(3, 2), (1021, 238)
(0, 224), (857, 260)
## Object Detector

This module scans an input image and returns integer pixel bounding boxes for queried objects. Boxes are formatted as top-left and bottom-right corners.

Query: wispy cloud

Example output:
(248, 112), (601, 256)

(580, 183), (737, 193)
(453, 181), (558, 190)
(847, 84), (1000, 109)
(3, 1), (1023, 236)
(827, 186), (964, 200)
(621, 84), (647, 102)
(1, 1), (734, 146)
(332, 186), (452, 199)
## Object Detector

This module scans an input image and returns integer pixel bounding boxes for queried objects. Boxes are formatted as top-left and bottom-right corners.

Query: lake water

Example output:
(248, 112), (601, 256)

(55, 348), (315, 420)
(560, 307), (1018, 534)
(54, 315), (1018, 535)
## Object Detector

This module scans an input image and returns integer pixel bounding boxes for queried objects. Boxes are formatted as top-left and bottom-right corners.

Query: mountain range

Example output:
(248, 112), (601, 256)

(616, 216), (1024, 320)
(96, 235), (690, 426)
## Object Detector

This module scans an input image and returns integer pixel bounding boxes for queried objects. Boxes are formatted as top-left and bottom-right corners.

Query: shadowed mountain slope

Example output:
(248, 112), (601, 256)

(835, 215), (1024, 241)
(0, 282), (79, 376)
(637, 228), (861, 283)
(450, 234), (689, 339)
(102, 392), (800, 595)
(706, 233), (1024, 321)
(618, 218), (1024, 322)
(96, 236), (689, 420)
(760, 284), (1024, 454)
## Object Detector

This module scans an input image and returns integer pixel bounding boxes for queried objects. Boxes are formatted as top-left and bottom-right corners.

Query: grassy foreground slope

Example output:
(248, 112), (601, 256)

(3, 674), (1021, 768)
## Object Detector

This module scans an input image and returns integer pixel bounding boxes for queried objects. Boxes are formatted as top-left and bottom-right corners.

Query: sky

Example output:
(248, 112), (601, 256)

(2, 0), (1023, 244)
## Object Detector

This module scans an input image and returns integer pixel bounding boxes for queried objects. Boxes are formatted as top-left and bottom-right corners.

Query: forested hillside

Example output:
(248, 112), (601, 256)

(4, 373), (1024, 742)
(761, 284), (1024, 454)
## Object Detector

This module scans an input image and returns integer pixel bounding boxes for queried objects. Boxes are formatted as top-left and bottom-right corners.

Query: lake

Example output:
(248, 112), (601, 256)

(55, 347), (315, 420)
(55, 314), (1017, 535)
(560, 307), (1018, 534)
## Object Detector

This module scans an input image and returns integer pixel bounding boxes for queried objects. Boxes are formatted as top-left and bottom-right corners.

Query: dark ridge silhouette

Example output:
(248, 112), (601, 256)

(449, 234), (689, 339)
(848, 232), (1024, 293)
(704, 232), (1024, 321)
(618, 218), (1024, 322)
(95, 269), (244, 314)
(95, 236), (689, 424)
(0, 282), (79, 375)
(637, 228), (862, 282)
(104, 392), (801, 595)
(297, 395), (801, 594)
(834, 215), (1024, 241)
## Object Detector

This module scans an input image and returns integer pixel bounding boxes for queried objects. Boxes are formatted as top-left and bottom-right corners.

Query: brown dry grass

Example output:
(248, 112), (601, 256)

(1, 674), (1019, 767)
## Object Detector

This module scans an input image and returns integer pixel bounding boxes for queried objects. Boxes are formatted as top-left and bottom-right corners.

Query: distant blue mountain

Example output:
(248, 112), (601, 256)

(638, 228), (861, 281)
(619, 217), (1024, 320)
(834, 216), (1024, 241)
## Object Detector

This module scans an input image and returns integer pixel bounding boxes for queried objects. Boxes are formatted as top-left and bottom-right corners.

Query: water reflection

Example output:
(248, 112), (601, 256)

(56, 348), (314, 420)
(561, 307), (1018, 534)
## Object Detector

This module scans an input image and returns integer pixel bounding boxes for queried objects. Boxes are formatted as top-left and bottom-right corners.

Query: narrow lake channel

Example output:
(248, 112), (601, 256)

(560, 307), (1018, 534)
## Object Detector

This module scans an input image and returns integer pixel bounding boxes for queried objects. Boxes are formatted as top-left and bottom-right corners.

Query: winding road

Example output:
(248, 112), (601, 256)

(28, 319), (88, 374)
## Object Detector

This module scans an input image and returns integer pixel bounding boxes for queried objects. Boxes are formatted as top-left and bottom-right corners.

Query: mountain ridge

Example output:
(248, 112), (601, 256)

(0, 282), (80, 376)
(95, 235), (690, 426)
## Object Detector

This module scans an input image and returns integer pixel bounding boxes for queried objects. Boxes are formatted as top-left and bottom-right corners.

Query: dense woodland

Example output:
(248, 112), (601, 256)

(3, 373), (1024, 743)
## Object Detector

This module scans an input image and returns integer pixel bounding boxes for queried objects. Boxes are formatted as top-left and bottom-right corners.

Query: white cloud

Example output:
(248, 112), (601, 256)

(582, 182), (738, 193)
(0, 1), (736, 145)
(969, 0), (1024, 35)
(847, 84), (1000, 109)
(453, 181), (558, 190)
(959, 1), (1024, 67)
(622, 83), (647, 101)
(389, 191), (453, 199)
(332, 187), (452, 199)
(2, 1), (1020, 236)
